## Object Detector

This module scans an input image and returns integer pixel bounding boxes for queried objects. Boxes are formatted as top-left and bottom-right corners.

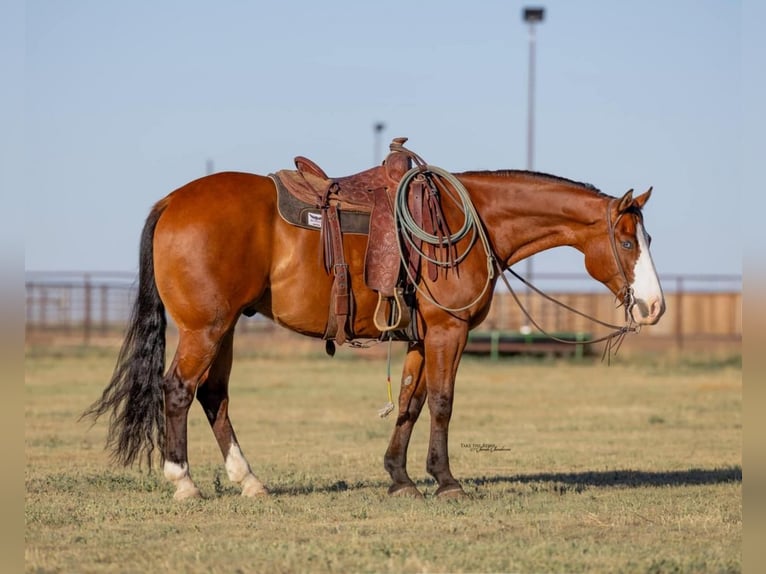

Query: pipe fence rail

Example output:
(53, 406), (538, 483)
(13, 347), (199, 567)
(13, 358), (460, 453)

(25, 271), (741, 353)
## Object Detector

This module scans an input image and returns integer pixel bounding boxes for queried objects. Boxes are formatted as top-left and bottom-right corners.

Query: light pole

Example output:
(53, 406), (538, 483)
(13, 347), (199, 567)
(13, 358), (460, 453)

(522, 6), (544, 332)
(373, 122), (386, 164)
(523, 7), (544, 172)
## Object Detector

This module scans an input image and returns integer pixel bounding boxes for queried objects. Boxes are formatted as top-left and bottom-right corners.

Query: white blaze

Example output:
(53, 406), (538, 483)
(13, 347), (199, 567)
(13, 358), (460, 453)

(630, 222), (665, 324)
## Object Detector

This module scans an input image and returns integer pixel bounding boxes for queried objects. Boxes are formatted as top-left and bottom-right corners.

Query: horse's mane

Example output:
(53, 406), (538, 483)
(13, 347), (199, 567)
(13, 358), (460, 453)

(459, 169), (608, 198)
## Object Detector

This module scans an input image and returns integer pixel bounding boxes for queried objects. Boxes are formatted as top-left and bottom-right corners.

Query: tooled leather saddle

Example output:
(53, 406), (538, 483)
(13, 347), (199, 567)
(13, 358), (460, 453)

(270, 137), (419, 348)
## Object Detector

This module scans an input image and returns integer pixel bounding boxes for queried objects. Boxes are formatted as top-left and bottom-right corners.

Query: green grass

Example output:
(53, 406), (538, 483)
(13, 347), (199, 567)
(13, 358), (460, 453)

(25, 342), (742, 573)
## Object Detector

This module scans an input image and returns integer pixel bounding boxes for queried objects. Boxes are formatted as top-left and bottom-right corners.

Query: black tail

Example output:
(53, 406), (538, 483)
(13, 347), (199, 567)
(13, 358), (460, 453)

(81, 201), (168, 468)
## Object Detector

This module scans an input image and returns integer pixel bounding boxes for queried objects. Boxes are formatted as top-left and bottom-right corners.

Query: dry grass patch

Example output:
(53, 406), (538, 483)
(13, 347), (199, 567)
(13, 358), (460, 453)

(26, 343), (741, 573)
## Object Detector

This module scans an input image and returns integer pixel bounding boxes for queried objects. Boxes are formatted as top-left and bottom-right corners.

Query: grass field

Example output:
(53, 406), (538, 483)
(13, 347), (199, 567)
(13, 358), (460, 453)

(25, 339), (741, 573)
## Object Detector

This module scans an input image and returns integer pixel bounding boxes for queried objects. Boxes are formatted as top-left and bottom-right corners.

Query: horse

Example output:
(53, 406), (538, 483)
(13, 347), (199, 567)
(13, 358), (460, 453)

(83, 141), (665, 500)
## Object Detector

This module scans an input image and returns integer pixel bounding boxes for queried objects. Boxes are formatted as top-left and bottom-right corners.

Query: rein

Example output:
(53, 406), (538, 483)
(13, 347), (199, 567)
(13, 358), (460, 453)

(495, 263), (638, 363)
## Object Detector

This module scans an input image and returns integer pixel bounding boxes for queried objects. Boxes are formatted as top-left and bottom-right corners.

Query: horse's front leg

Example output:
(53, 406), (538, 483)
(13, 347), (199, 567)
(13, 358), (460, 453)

(384, 342), (427, 498)
(423, 321), (469, 498)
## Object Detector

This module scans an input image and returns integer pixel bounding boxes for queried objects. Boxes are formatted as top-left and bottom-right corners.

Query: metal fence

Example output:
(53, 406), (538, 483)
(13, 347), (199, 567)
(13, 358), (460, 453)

(26, 272), (138, 342)
(25, 271), (741, 353)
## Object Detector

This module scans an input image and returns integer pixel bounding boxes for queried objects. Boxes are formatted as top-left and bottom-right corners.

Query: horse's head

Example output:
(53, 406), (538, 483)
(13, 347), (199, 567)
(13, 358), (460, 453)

(583, 188), (665, 326)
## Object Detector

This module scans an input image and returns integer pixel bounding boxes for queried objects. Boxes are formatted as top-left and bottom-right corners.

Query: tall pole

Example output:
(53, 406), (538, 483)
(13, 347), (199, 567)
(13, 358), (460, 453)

(522, 7), (544, 169)
(526, 19), (538, 171)
(522, 7), (544, 331)
(373, 122), (386, 164)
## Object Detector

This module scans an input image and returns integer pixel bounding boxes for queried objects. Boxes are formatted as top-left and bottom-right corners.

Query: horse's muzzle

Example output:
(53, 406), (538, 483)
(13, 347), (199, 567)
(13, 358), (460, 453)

(630, 296), (665, 326)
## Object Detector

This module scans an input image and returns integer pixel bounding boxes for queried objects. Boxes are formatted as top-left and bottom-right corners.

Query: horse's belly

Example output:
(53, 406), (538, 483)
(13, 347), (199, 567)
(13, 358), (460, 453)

(267, 223), (380, 339)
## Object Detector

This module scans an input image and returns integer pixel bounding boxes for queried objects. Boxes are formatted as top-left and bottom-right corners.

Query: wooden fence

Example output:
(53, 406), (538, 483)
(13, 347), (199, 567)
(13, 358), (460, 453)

(25, 271), (741, 354)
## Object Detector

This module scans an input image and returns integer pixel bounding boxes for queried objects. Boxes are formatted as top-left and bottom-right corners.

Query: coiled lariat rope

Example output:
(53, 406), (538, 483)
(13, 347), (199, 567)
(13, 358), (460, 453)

(394, 164), (495, 313)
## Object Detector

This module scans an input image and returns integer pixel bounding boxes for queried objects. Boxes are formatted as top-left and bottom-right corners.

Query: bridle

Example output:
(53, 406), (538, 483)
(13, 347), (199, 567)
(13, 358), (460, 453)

(606, 198), (637, 322)
(496, 197), (641, 362)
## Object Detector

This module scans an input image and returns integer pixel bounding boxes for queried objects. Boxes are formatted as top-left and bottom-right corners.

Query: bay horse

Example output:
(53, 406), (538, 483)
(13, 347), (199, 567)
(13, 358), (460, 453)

(84, 141), (665, 500)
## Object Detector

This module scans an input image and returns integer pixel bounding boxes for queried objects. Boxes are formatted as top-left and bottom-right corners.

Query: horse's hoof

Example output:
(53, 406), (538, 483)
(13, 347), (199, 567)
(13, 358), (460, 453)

(241, 483), (269, 498)
(173, 486), (202, 501)
(435, 485), (467, 500)
(240, 474), (269, 497)
(388, 484), (424, 499)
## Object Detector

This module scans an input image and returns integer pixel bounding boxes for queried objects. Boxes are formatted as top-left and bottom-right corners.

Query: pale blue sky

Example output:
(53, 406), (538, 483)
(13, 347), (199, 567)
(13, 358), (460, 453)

(23, 0), (748, 277)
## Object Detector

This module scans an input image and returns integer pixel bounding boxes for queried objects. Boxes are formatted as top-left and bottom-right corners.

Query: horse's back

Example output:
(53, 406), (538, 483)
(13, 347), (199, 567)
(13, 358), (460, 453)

(160, 171), (274, 216)
(149, 170), (417, 340)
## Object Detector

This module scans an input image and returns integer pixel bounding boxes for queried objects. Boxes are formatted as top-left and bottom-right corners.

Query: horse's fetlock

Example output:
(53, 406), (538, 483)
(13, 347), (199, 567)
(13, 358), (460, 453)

(163, 460), (189, 482)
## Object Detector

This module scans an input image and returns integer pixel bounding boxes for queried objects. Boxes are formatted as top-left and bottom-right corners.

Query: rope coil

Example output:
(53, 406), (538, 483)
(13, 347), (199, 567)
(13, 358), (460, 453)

(393, 165), (495, 313)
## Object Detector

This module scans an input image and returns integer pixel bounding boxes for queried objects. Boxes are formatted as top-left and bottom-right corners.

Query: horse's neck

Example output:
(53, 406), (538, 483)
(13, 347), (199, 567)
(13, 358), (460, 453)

(460, 173), (607, 266)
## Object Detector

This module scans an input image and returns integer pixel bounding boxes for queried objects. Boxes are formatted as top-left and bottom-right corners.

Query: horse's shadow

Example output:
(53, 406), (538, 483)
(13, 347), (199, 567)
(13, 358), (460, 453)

(268, 465), (742, 497)
(465, 466), (742, 489)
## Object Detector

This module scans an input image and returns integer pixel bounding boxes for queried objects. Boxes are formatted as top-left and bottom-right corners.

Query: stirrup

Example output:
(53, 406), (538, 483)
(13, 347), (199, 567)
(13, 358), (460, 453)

(373, 288), (411, 333)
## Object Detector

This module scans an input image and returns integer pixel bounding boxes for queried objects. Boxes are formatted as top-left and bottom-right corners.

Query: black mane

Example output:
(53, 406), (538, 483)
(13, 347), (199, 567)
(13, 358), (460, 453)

(459, 169), (607, 197)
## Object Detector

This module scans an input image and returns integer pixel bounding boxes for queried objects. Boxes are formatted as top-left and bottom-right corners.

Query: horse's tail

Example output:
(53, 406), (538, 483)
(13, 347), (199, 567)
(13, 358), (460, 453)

(81, 198), (170, 468)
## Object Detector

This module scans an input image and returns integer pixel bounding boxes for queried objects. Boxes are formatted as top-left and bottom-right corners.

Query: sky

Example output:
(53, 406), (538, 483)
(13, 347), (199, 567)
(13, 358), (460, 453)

(20, 0), (754, 280)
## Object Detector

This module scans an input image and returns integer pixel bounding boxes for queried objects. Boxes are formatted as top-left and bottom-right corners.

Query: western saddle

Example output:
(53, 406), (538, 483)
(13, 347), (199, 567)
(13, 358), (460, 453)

(270, 137), (424, 349)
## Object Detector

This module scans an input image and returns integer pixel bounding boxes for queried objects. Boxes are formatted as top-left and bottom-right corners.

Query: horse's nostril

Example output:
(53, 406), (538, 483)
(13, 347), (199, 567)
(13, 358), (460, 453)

(648, 298), (665, 320)
(632, 297), (665, 324)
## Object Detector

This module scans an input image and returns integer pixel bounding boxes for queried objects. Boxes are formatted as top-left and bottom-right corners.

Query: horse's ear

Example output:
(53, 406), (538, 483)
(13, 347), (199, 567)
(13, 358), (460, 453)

(617, 189), (634, 212)
(633, 187), (653, 210)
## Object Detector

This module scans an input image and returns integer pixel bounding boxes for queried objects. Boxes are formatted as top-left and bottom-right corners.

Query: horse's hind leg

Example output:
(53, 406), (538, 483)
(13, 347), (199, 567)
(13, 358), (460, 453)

(162, 325), (231, 500)
(163, 347), (204, 499)
(195, 328), (267, 497)
(384, 342), (428, 498)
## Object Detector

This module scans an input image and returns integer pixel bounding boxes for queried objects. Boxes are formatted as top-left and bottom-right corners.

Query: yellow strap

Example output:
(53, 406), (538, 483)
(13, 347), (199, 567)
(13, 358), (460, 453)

(377, 338), (395, 418)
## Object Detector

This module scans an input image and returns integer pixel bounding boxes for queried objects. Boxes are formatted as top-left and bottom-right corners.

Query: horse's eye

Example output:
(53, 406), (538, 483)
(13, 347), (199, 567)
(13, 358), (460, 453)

(621, 240), (633, 249)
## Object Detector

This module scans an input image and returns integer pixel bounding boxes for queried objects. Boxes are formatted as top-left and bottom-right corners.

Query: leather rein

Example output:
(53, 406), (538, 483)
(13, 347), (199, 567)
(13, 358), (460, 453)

(493, 198), (640, 362)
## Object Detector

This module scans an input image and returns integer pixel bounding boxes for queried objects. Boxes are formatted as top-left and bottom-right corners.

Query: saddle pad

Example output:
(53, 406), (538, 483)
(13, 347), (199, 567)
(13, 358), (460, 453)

(270, 174), (370, 235)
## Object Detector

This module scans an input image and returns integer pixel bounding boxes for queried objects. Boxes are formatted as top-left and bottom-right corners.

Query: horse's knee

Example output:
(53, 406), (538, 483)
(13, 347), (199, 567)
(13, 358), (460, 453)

(427, 392), (454, 424)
